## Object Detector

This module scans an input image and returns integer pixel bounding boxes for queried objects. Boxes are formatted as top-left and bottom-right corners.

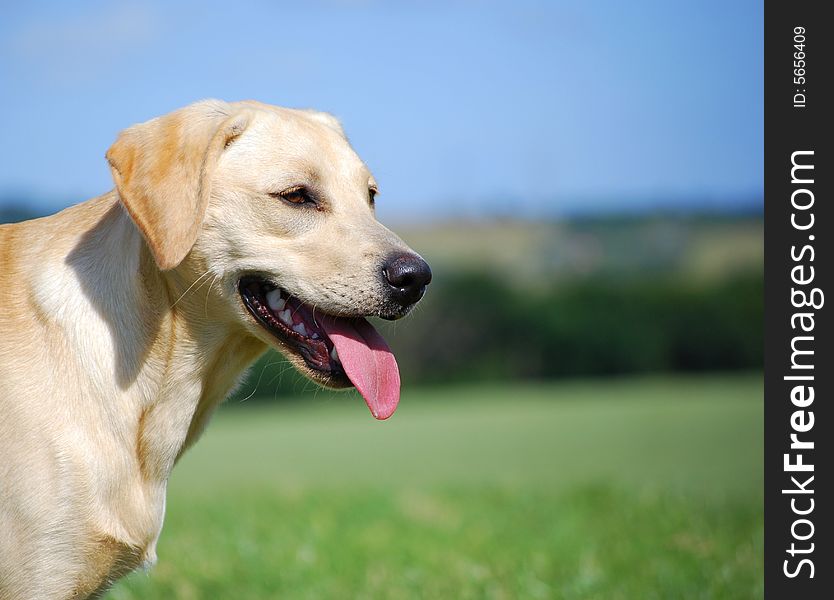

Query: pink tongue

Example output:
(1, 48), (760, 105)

(320, 317), (400, 420)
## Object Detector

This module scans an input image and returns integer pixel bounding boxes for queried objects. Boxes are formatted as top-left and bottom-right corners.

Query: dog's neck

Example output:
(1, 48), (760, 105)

(62, 194), (265, 525)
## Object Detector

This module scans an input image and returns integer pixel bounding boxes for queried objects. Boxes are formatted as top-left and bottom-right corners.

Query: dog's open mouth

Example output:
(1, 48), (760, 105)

(238, 277), (400, 420)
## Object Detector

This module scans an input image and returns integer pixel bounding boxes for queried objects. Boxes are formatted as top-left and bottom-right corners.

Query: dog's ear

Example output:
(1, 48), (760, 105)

(106, 100), (250, 270)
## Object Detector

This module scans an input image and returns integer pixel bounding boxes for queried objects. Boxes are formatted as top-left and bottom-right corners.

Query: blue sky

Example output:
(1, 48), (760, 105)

(0, 0), (762, 221)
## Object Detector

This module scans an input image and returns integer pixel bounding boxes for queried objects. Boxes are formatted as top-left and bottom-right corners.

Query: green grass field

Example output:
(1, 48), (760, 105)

(109, 375), (763, 599)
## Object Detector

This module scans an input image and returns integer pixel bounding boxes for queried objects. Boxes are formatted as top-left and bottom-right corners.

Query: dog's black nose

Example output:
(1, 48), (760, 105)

(382, 254), (432, 306)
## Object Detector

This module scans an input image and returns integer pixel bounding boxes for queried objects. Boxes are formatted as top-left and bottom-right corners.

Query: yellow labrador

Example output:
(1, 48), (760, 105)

(0, 100), (430, 599)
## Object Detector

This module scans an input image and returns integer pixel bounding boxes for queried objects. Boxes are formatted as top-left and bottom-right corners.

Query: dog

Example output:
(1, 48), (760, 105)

(0, 99), (431, 599)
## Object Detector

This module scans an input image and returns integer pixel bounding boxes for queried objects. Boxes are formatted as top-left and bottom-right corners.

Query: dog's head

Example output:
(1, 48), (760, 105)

(106, 100), (430, 419)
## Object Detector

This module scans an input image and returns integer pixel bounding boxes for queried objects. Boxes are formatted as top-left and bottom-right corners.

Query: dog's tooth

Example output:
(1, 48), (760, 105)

(330, 346), (340, 362)
(292, 322), (307, 336)
(266, 289), (285, 311)
(278, 309), (293, 326)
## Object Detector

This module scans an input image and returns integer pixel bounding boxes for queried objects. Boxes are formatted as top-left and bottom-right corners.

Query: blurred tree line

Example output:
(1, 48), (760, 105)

(383, 270), (762, 383)
(234, 268), (762, 399)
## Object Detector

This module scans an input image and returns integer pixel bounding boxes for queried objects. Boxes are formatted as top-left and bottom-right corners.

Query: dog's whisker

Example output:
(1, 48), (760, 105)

(204, 274), (220, 318)
(240, 359), (284, 403)
(170, 269), (212, 308)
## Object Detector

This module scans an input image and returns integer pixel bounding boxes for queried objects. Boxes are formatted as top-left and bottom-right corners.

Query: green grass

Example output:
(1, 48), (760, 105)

(109, 374), (763, 599)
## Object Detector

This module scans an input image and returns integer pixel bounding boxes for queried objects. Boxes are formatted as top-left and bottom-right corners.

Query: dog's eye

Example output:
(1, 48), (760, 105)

(368, 187), (378, 206)
(272, 186), (314, 206)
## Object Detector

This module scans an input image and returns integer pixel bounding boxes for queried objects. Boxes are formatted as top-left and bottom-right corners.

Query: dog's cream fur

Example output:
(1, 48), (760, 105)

(0, 100), (418, 598)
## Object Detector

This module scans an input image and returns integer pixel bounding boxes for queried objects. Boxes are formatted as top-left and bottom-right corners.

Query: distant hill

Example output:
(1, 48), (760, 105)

(0, 204), (49, 224)
(397, 213), (762, 285)
(0, 195), (58, 224)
